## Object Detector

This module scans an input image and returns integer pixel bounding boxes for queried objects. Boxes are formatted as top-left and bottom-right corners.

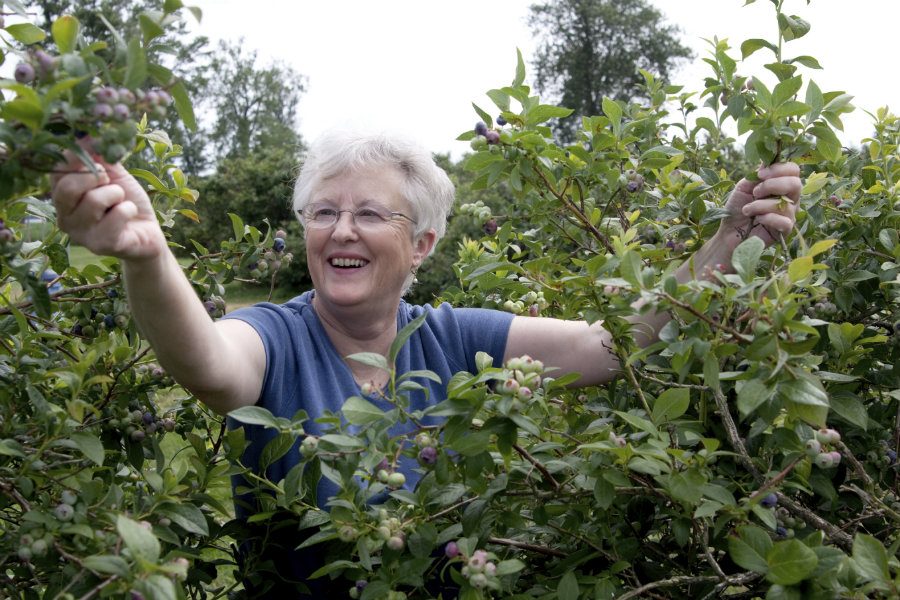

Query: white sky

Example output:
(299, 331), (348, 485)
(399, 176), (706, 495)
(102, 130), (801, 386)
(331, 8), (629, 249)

(184, 1), (895, 157)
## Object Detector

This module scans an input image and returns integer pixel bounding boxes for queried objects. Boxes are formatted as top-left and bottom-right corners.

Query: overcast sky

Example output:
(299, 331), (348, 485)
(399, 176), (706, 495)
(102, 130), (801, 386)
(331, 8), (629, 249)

(187, 0), (899, 157)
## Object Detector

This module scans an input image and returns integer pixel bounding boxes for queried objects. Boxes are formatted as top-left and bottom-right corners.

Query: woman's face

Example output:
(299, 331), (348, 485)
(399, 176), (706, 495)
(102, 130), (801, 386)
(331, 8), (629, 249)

(304, 164), (435, 317)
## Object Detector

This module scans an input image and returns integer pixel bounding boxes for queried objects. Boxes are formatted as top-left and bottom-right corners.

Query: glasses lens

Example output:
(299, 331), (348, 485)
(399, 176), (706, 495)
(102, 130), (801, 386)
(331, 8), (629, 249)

(354, 206), (392, 228)
(306, 204), (337, 228)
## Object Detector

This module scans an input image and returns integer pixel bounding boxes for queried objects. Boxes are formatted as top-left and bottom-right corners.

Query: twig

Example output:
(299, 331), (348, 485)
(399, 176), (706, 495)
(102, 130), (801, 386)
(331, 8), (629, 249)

(774, 493), (853, 549)
(487, 536), (568, 558)
(513, 443), (560, 490)
(616, 574), (720, 600)
(710, 388), (762, 483)
(835, 440), (875, 492)
(424, 496), (479, 523)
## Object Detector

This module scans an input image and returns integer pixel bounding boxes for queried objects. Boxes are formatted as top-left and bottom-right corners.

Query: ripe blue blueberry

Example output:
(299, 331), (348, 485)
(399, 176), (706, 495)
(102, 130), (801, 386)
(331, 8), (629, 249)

(776, 526), (787, 536)
(496, 115), (507, 126)
(759, 493), (778, 508)
(14, 63), (36, 83)
(474, 121), (488, 136)
(417, 446), (438, 466)
(273, 237), (286, 253)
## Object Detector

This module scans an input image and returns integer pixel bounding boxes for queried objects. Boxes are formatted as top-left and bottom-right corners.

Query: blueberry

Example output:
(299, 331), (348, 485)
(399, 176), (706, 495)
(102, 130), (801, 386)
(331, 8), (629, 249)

(474, 121), (488, 136)
(484, 130), (500, 145)
(14, 62), (36, 83)
(445, 541), (459, 558)
(496, 115), (507, 126)
(482, 219), (498, 236)
(273, 237), (286, 253)
(759, 493), (778, 508)
(626, 180), (642, 193)
(112, 103), (130, 121)
(103, 314), (116, 330)
(888, 450), (897, 464)
(203, 300), (217, 315)
(417, 446), (438, 466)
(776, 526), (787, 536)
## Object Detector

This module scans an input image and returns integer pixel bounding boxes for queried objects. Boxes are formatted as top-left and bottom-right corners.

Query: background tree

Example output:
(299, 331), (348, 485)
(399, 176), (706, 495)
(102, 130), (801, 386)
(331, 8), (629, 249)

(205, 39), (305, 161)
(528, 0), (692, 142)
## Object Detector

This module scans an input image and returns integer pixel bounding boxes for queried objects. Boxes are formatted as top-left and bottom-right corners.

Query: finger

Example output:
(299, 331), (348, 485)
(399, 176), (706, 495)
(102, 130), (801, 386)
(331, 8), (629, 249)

(752, 175), (802, 203)
(51, 162), (111, 214)
(753, 212), (795, 236)
(758, 162), (800, 180)
(58, 184), (126, 233)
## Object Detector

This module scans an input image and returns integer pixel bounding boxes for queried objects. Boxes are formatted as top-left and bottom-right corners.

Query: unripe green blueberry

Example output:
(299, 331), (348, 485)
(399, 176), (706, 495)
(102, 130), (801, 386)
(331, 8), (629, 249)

(300, 436), (318, 457)
(814, 453), (834, 469)
(61, 490), (77, 505)
(386, 534), (405, 551)
(18, 546), (33, 561)
(387, 472), (406, 487)
(31, 539), (49, 556)
(377, 525), (392, 540)
(54, 503), (74, 521)
(804, 439), (822, 456)
(414, 432), (433, 448)
(338, 525), (357, 542)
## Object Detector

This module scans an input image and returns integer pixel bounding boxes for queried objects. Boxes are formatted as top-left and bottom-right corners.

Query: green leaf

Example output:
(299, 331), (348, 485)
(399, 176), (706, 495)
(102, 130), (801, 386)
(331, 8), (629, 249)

(512, 48), (526, 88)
(772, 76), (804, 108)
(138, 13), (165, 43)
(6, 23), (47, 44)
(851, 533), (890, 586)
(228, 212), (244, 240)
(766, 539), (818, 585)
(525, 104), (573, 126)
(390, 312), (428, 363)
(732, 236), (765, 283)
(1, 98), (44, 131)
(778, 13), (811, 41)
(557, 570), (579, 600)
(448, 431), (491, 456)
(729, 534), (770, 574)
(341, 396), (384, 426)
(82, 555), (131, 578)
(737, 379), (773, 416)
(156, 502), (209, 536)
(124, 37), (147, 90)
(346, 352), (388, 371)
(829, 393), (868, 430)
(169, 80), (197, 132)
(496, 558), (525, 576)
(228, 405), (280, 428)
(740, 38), (778, 59)
(652, 388), (690, 423)
(51, 15), (79, 54)
(70, 431), (104, 465)
(117, 515), (160, 563)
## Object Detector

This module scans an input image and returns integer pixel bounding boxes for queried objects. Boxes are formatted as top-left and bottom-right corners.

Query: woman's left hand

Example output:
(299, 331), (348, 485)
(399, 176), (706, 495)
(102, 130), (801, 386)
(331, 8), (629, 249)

(715, 162), (802, 249)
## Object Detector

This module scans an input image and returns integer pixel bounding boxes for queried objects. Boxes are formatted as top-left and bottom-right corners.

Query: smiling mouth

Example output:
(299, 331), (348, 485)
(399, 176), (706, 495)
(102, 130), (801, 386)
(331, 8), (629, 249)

(330, 257), (368, 268)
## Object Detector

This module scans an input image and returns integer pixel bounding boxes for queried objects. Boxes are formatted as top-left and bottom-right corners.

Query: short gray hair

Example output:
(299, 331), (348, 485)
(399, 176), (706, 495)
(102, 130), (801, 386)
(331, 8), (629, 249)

(292, 129), (455, 250)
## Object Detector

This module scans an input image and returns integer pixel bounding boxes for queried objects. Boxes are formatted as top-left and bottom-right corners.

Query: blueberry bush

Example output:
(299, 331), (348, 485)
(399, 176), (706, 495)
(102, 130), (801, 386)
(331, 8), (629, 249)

(2, 0), (899, 599)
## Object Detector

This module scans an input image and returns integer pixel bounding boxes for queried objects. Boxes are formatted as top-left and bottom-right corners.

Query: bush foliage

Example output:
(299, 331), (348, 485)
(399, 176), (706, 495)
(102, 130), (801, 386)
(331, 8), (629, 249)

(1, 0), (899, 599)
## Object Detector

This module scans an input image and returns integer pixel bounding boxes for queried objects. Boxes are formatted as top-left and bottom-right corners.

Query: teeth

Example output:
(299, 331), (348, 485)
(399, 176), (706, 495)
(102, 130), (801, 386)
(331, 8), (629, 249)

(330, 257), (368, 268)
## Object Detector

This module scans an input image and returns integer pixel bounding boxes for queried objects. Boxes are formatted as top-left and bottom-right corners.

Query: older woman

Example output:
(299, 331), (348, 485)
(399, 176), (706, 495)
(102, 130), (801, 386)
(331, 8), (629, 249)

(51, 129), (801, 594)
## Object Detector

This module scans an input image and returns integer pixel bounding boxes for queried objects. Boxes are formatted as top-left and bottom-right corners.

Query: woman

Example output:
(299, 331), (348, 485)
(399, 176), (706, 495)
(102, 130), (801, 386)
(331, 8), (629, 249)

(51, 129), (801, 594)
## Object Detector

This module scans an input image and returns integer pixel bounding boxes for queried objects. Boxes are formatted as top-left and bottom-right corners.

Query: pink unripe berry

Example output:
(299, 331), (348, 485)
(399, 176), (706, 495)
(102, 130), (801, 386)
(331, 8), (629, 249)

(445, 541), (459, 558)
(94, 86), (118, 104)
(112, 103), (130, 120)
(484, 130), (500, 145)
(417, 446), (438, 466)
(827, 451), (842, 466)
(118, 88), (136, 104)
(338, 525), (357, 542)
(484, 562), (497, 576)
(502, 378), (519, 395)
(144, 90), (160, 105)
(387, 534), (405, 551)
(468, 549), (488, 572)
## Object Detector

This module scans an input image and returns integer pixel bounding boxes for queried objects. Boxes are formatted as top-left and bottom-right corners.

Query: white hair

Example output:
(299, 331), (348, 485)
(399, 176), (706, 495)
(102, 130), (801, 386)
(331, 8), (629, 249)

(292, 129), (455, 245)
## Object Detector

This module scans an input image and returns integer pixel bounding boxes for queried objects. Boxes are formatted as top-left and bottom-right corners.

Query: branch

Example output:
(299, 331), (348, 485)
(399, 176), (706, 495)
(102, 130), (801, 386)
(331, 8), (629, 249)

(513, 443), (560, 491)
(616, 574), (720, 600)
(487, 536), (568, 558)
(710, 387), (762, 483)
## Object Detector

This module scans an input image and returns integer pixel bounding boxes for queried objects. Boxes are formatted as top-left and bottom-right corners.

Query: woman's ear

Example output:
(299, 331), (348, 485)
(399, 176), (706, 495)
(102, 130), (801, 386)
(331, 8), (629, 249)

(412, 228), (437, 267)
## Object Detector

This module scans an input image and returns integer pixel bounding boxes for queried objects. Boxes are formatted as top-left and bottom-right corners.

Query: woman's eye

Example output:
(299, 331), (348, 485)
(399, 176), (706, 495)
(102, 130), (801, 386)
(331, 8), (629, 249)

(357, 208), (383, 220)
(314, 208), (337, 219)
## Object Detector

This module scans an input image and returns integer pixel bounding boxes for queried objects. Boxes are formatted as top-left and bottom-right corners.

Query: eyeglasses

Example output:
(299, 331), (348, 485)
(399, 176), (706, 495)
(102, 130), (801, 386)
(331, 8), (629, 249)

(300, 203), (417, 230)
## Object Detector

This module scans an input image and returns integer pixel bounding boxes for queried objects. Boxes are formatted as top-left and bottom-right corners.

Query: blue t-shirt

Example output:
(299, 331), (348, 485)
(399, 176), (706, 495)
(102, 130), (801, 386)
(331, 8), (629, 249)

(222, 290), (513, 510)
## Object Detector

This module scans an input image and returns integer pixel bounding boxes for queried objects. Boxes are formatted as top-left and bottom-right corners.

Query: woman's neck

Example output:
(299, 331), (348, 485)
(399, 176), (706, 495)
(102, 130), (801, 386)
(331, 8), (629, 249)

(312, 292), (399, 388)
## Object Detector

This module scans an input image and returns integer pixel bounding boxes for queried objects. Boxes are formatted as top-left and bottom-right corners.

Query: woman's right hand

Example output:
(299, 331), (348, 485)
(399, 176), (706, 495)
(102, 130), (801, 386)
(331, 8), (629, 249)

(50, 152), (167, 261)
